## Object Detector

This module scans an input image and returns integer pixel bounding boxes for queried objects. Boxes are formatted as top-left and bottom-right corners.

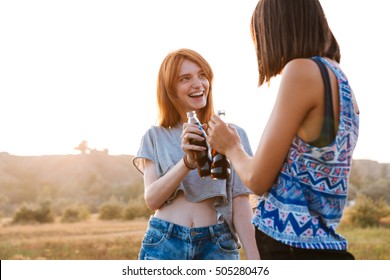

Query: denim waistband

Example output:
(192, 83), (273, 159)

(148, 216), (232, 242)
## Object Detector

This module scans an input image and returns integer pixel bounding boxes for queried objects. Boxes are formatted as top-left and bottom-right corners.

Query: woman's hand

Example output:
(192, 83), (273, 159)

(181, 123), (207, 164)
(207, 115), (241, 156)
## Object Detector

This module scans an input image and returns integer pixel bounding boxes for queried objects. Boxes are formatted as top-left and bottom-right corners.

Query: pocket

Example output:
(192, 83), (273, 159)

(217, 234), (238, 252)
(142, 228), (165, 246)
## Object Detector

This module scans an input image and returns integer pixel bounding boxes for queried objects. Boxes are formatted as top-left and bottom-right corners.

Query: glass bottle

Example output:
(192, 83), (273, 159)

(186, 111), (212, 177)
(210, 110), (231, 180)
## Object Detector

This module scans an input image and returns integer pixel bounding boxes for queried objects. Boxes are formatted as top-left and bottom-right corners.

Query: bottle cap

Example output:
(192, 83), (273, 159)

(217, 110), (225, 117)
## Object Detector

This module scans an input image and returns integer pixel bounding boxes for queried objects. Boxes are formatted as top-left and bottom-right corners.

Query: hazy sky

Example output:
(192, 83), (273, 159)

(1, 0), (389, 163)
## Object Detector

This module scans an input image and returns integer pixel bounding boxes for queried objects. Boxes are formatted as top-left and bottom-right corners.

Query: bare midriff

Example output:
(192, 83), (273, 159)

(154, 191), (217, 228)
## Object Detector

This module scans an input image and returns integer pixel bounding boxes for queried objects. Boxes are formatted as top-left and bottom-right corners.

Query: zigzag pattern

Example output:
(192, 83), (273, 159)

(258, 204), (333, 237)
(253, 57), (359, 250)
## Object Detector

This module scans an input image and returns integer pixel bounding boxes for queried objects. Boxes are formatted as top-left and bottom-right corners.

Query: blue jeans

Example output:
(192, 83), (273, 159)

(139, 216), (239, 260)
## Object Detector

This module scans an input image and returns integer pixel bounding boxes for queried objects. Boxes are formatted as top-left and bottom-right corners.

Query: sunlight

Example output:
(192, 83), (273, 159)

(0, 0), (389, 163)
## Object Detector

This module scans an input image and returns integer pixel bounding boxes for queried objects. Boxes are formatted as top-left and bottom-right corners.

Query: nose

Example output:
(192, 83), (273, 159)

(192, 79), (202, 88)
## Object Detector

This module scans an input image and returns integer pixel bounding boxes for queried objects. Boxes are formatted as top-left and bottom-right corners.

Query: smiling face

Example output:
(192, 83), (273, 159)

(175, 59), (209, 114)
(156, 48), (214, 127)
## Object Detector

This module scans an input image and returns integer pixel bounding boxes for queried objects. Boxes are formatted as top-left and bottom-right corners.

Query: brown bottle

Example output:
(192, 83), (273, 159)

(210, 110), (231, 180)
(186, 111), (212, 177)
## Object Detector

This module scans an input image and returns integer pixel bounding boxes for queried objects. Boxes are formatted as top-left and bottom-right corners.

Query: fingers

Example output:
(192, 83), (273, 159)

(181, 123), (207, 152)
(209, 114), (224, 124)
(207, 115), (228, 135)
(181, 130), (205, 143)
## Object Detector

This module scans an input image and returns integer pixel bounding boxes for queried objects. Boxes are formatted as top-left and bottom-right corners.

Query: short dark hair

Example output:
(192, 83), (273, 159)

(251, 0), (340, 86)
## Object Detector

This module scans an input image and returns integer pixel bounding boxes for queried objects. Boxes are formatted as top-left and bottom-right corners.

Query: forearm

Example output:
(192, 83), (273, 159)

(226, 144), (259, 193)
(227, 140), (281, 195)
(144, 158), (191, 210)
(206, 119), (267, 195)
(233, 196), (260, 260)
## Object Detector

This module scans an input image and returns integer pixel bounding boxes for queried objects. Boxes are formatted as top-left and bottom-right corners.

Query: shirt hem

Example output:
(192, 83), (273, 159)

(252, 217), (347, 250)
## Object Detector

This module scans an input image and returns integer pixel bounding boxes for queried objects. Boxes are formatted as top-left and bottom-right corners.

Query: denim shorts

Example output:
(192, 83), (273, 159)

(139, 216), (239, 260)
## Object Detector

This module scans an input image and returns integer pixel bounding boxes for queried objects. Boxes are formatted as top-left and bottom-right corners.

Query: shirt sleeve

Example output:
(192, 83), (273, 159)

(132, 127), (156, 175)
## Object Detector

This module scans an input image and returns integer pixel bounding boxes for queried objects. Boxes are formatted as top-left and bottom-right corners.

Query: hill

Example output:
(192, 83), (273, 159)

(0, 152), (143, 216)
(349, 160), (390, 203)
(0, 152), (389, 217)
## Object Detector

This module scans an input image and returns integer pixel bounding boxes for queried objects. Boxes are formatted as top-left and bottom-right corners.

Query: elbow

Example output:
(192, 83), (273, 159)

(145, 202), (159, 212)
(144, 192), (161, 211)
(144, 200), (159, 212)
(243, 173), (272, 196)
(239, 159), (281, 196)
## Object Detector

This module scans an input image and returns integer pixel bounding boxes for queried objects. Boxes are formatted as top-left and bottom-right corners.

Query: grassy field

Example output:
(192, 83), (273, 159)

(0, 216), (145, 260)
(338, 227), (390, 260)
(1, 215), (389, 260)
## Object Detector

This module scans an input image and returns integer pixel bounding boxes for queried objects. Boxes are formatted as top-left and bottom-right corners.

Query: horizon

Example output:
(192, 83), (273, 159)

(1, 0), (389, 164)
(0, 150), (388, 165)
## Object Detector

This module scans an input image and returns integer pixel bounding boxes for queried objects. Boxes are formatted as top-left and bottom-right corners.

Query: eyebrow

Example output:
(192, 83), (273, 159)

(178, 73), (190, 79)
(178, 70), (204, 79)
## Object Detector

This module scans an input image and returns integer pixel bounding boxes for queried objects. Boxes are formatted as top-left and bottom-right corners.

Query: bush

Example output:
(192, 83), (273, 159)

(124, 200), (153, 220)
(98, 201), (124, 220)
(12, 202), (55, 224)
(61, 204), (91, 223)
(349, 195), (390, 228)
(34, 201), (55, 223)
(12, 205), (36, 224)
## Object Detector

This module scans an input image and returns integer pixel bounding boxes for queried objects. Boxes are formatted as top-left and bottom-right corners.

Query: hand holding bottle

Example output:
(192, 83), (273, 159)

(186, 111), (212, 177)
(207, 113), (242, 158)
(210, 110), (231, 180)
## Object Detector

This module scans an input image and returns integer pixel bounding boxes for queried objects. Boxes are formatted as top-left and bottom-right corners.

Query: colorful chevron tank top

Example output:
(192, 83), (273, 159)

(252, 57), (359, 250)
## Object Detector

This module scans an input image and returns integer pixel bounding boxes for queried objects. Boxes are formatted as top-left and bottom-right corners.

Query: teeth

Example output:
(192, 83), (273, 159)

(189, 91), (203, 97)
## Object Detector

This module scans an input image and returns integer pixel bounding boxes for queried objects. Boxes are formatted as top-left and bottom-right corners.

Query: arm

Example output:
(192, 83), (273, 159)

(143, 123), (207, 210)
(143, 158), (191, 210)
(233, 195), (260, 260)
(207, 59), (321, 195)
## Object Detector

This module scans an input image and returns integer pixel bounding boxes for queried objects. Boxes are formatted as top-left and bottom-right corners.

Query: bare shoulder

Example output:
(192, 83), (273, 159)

(283, 58), (320, 82)
(275, 58), (324, 115)
(280, 59), (322, 98)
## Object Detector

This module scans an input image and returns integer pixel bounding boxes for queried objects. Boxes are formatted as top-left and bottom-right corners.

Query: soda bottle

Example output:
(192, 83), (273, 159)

(210, 110), (231, 180)
(186, 111), (212, 177)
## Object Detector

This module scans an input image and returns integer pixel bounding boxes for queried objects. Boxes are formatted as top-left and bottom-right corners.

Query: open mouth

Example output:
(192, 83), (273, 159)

(189, 91), (204, 98)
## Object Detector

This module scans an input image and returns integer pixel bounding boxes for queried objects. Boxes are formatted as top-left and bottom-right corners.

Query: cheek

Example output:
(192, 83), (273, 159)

(204, 83), (210, 97)
(204, 80), (210, 90)
(176, 84), (188, 98)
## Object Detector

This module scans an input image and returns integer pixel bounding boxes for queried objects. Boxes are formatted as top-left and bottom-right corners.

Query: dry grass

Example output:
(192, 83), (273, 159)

(338, 227), (390, 260)
(1, 214), (389, 260)
(0, 215), (146, 260)
(338, 209), (390, 260)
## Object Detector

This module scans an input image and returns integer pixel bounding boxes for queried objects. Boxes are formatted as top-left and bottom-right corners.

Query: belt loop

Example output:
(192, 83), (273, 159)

(208, 225), (216, 242)
(165, 222), (174, 240)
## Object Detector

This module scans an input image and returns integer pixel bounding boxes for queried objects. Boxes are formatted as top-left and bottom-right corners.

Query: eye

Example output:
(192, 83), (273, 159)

(199, 73), (207, 79)
(179, 76), (190, 82)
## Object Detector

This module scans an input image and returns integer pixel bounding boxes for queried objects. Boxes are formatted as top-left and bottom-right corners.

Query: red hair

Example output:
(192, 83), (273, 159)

(156, 48), (215, 127)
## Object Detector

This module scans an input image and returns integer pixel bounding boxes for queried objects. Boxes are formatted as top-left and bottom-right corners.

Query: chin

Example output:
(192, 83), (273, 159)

(194, 103), (207, 110)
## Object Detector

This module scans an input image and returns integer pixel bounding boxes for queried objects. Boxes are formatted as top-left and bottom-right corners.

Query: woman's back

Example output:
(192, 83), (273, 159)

(252, 56), (359, 250)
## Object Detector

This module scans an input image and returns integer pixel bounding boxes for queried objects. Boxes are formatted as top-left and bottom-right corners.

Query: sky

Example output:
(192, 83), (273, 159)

(1, 0), (389, 163)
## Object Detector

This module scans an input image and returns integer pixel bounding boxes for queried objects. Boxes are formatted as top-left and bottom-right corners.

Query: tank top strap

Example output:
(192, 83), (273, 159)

(308, 57), (336, 147)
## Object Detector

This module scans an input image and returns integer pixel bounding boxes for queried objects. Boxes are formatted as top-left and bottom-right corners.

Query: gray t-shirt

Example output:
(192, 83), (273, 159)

(133, 123), (253, 239)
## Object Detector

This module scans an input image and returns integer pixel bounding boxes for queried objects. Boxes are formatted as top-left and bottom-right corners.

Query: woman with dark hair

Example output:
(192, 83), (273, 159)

(133, 48), (259, 260)
(207, 0), (359, 259)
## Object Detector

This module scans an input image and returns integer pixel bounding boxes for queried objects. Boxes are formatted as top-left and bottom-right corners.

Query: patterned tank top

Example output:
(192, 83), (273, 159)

(252, 57), (359, 250)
